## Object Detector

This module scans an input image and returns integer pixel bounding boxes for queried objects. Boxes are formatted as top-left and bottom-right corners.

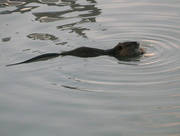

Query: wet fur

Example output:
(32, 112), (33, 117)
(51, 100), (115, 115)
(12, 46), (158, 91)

(6, 42), (145, 66)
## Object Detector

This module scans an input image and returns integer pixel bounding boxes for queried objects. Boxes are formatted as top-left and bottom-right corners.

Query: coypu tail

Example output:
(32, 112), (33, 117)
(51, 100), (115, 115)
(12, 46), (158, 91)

(6, 53), (60, 66)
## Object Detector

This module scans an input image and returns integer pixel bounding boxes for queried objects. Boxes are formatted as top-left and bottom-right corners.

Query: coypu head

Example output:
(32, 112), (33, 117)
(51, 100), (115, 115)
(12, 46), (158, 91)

(111, 42), (145, 58)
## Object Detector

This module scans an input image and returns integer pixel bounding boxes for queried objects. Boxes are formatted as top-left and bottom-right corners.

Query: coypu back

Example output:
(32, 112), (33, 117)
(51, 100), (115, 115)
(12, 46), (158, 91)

(60, 47), (106, 57)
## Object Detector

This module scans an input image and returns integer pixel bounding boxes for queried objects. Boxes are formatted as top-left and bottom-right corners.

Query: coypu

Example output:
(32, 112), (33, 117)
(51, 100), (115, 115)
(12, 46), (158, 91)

(6, 42), (145, 66)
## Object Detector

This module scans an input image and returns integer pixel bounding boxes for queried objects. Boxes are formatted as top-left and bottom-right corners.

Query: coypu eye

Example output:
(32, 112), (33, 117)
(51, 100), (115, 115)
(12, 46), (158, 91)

(117, 46), (122, 50)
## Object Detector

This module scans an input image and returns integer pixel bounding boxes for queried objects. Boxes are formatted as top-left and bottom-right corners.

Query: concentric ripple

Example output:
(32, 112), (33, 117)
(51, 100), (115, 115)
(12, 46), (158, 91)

(1, 0), (180, 93)
(61, 35), (180, 92)
(62, 36), (180, 93)
(1, 1), (180, 136)
(59, 1), (180, 92)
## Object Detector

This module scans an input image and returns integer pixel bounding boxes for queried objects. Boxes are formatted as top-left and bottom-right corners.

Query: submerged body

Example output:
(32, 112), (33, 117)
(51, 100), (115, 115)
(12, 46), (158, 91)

(6, 42), (145, 66)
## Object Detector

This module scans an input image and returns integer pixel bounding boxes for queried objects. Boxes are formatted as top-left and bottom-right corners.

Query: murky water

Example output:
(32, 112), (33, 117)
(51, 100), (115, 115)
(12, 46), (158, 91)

(0, 0), (180, 136)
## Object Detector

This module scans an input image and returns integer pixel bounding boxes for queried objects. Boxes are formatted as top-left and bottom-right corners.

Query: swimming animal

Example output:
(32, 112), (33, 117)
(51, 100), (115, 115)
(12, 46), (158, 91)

(6, 42), (145, 66)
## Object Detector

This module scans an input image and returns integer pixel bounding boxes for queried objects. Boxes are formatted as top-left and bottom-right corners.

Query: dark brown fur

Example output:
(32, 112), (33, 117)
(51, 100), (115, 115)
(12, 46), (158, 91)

(6, 42), (145, 66)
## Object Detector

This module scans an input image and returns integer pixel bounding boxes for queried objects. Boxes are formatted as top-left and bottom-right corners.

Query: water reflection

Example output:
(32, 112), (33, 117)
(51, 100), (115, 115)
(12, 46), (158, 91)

(0, 0), (25, 7)
(32, 0), (101, 37)
(0, 0), (101, 38)
(56, 19), (91, 38)
(0, 6), (38, 14)
(27, 33), (59, 41)
(0, 0), (38, 14)
(39, 0), (61, 4)
(39, 0), (73, 6)
(2, 37), (11, 42)
(62, 85), (100, 93)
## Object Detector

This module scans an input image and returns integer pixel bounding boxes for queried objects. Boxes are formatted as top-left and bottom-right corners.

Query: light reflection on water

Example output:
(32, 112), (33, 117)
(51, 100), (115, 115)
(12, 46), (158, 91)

(0, 0), (180, 136)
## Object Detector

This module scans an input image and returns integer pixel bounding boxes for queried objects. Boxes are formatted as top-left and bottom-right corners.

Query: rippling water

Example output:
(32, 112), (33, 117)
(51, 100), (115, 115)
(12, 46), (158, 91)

(0, 0), (180, 136)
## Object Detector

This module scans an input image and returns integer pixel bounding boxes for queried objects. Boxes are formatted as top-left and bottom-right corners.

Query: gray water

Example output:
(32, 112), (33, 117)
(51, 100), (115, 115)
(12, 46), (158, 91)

(0, 0), (180, 136)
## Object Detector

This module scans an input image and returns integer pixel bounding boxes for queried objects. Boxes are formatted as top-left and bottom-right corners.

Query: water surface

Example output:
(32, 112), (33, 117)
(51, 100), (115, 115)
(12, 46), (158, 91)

(0, 0), (180, 136)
